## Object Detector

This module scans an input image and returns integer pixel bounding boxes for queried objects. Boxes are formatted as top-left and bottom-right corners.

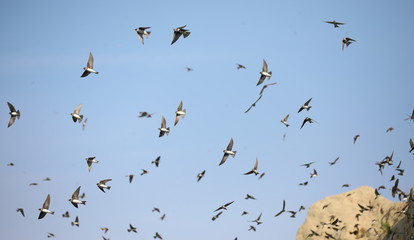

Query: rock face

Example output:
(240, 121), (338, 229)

(296, 186), (414, 240)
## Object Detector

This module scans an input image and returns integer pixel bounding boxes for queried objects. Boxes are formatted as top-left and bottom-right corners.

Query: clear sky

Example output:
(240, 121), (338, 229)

(1, 0), (413, 239)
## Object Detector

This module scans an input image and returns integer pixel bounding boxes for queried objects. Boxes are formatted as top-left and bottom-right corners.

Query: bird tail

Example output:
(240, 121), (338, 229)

(95, 71), (99, 74)
(268, 71), (272, 79)
(232, 151), (237, 157)
(182, 109), (186, 118)
(307, 106), (312, 111)
(82, 201), (86, 205)
(166, 127), (170, 135)
(146, 31), (151, 37)
(51, 211), (55, 215)
(107, 186), (111, 190)
(183, 31), (191, 38)
(79, 115), (84, 122)
(71, 222), (74, 226)
(127, 229), (131, 232)
(17, 110), (21, 119)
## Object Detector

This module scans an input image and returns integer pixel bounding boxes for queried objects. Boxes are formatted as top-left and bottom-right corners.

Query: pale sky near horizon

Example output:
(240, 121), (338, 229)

(1, 0), (413, 239)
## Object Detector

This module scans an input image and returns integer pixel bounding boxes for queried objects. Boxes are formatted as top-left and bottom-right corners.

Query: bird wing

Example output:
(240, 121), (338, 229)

(87, 52), (94, 69)
(161, 116), (166, 128)
(136, 31), (145, 44)
(219, 153), (229, 166)
(300, 119), (307, 129)
(256, 74), (266, 86)
(171, 31), (182, 45)
(253, 158), (258, 170)
(8, 116), (16, 128)
(80, 70), (90, 77)
(262, 59), (268, 72)
(7, 102), (16, 112)
(100, 179), (112, 184)
(43, 194), (51, 209)
(409, 138), (414, 150)
(72, 186), (81, 199)
(74, 104), (82, 114)
(177, 100), (183, 111)
(305, 98), (312, 106)
(227, 138), (234, 150)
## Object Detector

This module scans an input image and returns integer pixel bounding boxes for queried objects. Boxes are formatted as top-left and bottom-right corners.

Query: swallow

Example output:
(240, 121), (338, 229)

(236, 64), (246, 69)
(71, 216), (80, 227)
(171, 25), (191, 45)
(310, 169), (318, 178)
(409, 138), (414, 153)
(174, 100), (186, 126)
(69, 186), (86, 208)
(47, 233), (55, 238)
(219, 138), (237, 165)
(389, 175), (395, 181)
(298, 206), (305, 212)
(62, 211), (70, 218)
(241, 211), (249, 216)
(102, 237), (110, 240)
(81, 52), (98, 77)
(299, 181), (308, 186)
(386, 127), (394, 133)
(280, 114), (290, 127)
(259, 82), (277, 95)
(325, 20), (345, 28)
(158, 116), (170, 137)
(245, 194), (256, 200)
(38, 194), (54, 219)
(322, 203), (331, 209)
(152, 156), (161, 167)
(7, 102), (20, 128)
(140, 169), (149, 176)
(248, 225), (256, 231)
(325, 232), (335, 239)
(274, 200), (286, 217)
(138, 112), (155, 118)
(329, 157), (340, 166)
(287, 210), (297, 218)
(29, 183), (38, 186)
(405, 109), (414, 121)
(342, 37), (356, 50)
(298, 98), (312, 113)
(300, 117), (318, 129)
(160, 214), (166, 221)
(135, 27), (151, 45)
(80, 192), (86, 199)
(97, 179), (112, 193)
(126, 174), (134, 183)
(127, 224), (137, 233)
(100, 227), (109, 234)
(300, 162), (315, 168)
(211, 211), (223, 221)
(214, 201), (234, 212)
(391, 178), (399, 198)
(16, 208), (25, 217)
(197, 170), (206, 182)
(342, 184), (350, 188)
(244, 95), (262, 113)
(357, 203), (370, 213)
(71, 104), (83, 123)
(185, 67), (193, 72)
(86, 157), (99, 172)
(354, 134), (360, 144)
(244, 158), (259, 175)
(43, 177), (51, 181)
(152, 207), (160, 213)
(154, 232), (163, 239)
(250, 212), (262, 225)
(258, 172), (265, 179)
(82, 118), (88, 131)
(256, 59), (272, 86)
(7, 162), (14, 166)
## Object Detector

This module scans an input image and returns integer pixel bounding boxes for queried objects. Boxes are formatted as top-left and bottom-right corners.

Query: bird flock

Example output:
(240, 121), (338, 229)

(4, 18), (414, 240)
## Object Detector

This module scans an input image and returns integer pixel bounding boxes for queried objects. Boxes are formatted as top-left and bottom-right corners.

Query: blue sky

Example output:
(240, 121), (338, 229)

(1, 0), (413, 239)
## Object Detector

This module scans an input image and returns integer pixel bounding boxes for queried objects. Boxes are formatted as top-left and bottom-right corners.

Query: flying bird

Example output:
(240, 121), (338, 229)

(152, 156), (161, 167)
(138, 112), (155, 118)
(298, 98), (312, 113)
(244, 158), (259, 175)
(174, 100), (186, 126)
(69, 186), (86, 208)
(257, 59), (272, 86)
(353, 134), (360, 144)
(386, 127), (394, 133)
(86, 157), (99, 172)
(219, 138), (237, 166)
(80, 52), (99, 77)
(211, 211), (223, 221)
(409, 138), (414, 153)
(248, 225), (257, 231)
(250, 212), (263, 225)
(154, 232), (163, 239)
(134, 27), (151, 44)
(160, 214), (166, 221)
(241, 211), (249, 216)
(38, 194), (54, 219)
(62, 211), (70, 218)
(342, 37), (356, 50)
(7, 102), (20, 128)
(258, 172), (266, 179)
(100, 227), (109, 234)
(71, 216), (80, 227)
(236, 64), (246, 69)
(245, 194), (256, 200)
(197, 170), (206, 182)
(244, 95), (262, 113)
(214, 201), (234, 212)
(97, 179), (112, 193)
(274, 200), (286, 217)
(300, 117), (318, 129)
(299, 181), (309, 186)
(47, 233), (55, 238)
(126, 174), (134, 183)
(43, 177), (51, 181)
(16, 208), (25, 217)
(259, 82), (277, 95)
(171, 25), (191, 45)
(405, 109), (414, 121)
(300, 162), (315, 168)
(158, 116), (170, 137)
(82, 118), (88, 131)
(329, 157), (340, 166)
(152, 207), (160, 213)
(127, 224), (137, 233)
(140, 169), (149, 176)
(185, 67), (193, 72)
(310, 169), (318, 178)
(325, 20), (345, 28)
(280, 114), (290, 127)
(71, 104), (83, 123)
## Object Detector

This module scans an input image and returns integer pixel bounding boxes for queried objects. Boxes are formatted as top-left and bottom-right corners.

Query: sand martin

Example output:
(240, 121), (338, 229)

(244, 95), (262, 113)
(298, 98), (312, 113)
(158, 116), (170, 137)
(353, 134), (360, 144)
(214, 201), (234, 212)
(152, 207), (160, 213)
(7, 102), (20, 128)
(197, 170), (206, 182)
(342, 37), (356, 50)
(82, 118), (88, 131)
(174, 100), (186, 126)
(154, 232), (163, 239)
(300, 117), (318, 129)
(405, 109), (414, 121)
(38, 194), (54, 219)
(310, 169), (318, 178)
(138, 112), (155, 118)
(185, 67), (193, 72)
(300, 162), (315, 168)
(171, 25), (191, 45)
(160, 214), (166, 221)
(127, 224), (137, 233)
(248, 225), (256, 231)
(140, 169), (149, 176)
(219, 138), (237, 166)
(236, 64), (246, 69)
(71, 216), (80, 227)
(409, 138), (414, 153)
(258, 172), (266, 179)
(274, 200), (286, 217)
(386, 127), (394, 132)
(245, 194), (256, 200)
(97, 179), (112, 193)
(325, 20), (345, 28)
(212, 211), (223, 221)
(329, 157), (340, 166)
(16, 208), (25, 217)
(81, 52), (99, 77)
(257, 59), (272, 86)
(71, 104), (83, 123)
(69, 186), (86, 208)
(241, 211), (249, 216)
(244, 158), (259, 175)
(135, 27), (151, 45)
(259, 82), (277, 95)
(100, 227), (109, 234)
(251, 212), (263, 225)
(62, 211), (70, 218)
(86, 156), (99, 172)
(126, 174), (134, 183)
(47, 233), (55, 238)
(152, 156), (161, 167)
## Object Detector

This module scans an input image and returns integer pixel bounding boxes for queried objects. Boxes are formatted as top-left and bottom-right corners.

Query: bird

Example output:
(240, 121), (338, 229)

(85, 157), (99, 172)
(100, 227), (109, 234)
(259, 82), (277, 95)
(300, 162), (315, 168)
(391, 178), (399, 198)
(174, 100), (186, 126)
(214, 201), (234, 212)
(43, 177), (51, 181)
(197, 170), (206, 182)
(219, 138), (237, 165)
(245, 194), (256, 200)
(158, 116), (170, 137)
(353, 134), (360, 144)
(97, 179), (112, 193)
(250, 212), (263, 225)
(160, 214), (166, 221)
(287, 210), (297, 218)
(257, 59), (272, 86)
(29, 182), (38, 186)
(299, 181), (308, 186)
(244, 95), (263, 113)
(62, 211), (70, 218)
(80, 52), (98, 77)
(38, 194), (54, 219)
(280, 114), (290, 127)
(79, 192), (86, 199)
(71, 216), (80, 227)
(244, 158), (259, 175)
(258, 172), (266, 179)
(154, 232), (163, 239)
(82, 118), (88, 131)
(69, 186), (86, 208)
(386, 127), (394, 133)
(134, 27), (151, 44)
(409, 138), (414, 153)
(322, 203), (331, 210)
(298, 98), (312, 113)
(47, 233), (55, 238)
(241, 211), (249, 216)
(329, 157), (340, 166)
(7, 102), (20, 128)
(274, 200), (286, 217)
(171, 25), (191, 45)
(342, 37), (356, 50)
(140, 169), (149, 176)
(342, 184), (350, 188)
(310, 169), (318, 178)
(152, 156), (161, 167)
(138, 112), (155, 118)
(325, 20), (345, 28)
(300, 117), (318, 129)
(127, 224), (137, 233)
(71, 104), (83, 123)
(102, 237), (110, 240)
(185, 67), (193, 72)
(236, 64), (246, 69)
(7, 162), (14, 166)
(126, 174), (134, 183)
(211, 211), (223, 221)
(404, 109), (414, 121)
(16, 208), (25, 217)
(152, 207), (160, 213)
(248, 225), (256, 231)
